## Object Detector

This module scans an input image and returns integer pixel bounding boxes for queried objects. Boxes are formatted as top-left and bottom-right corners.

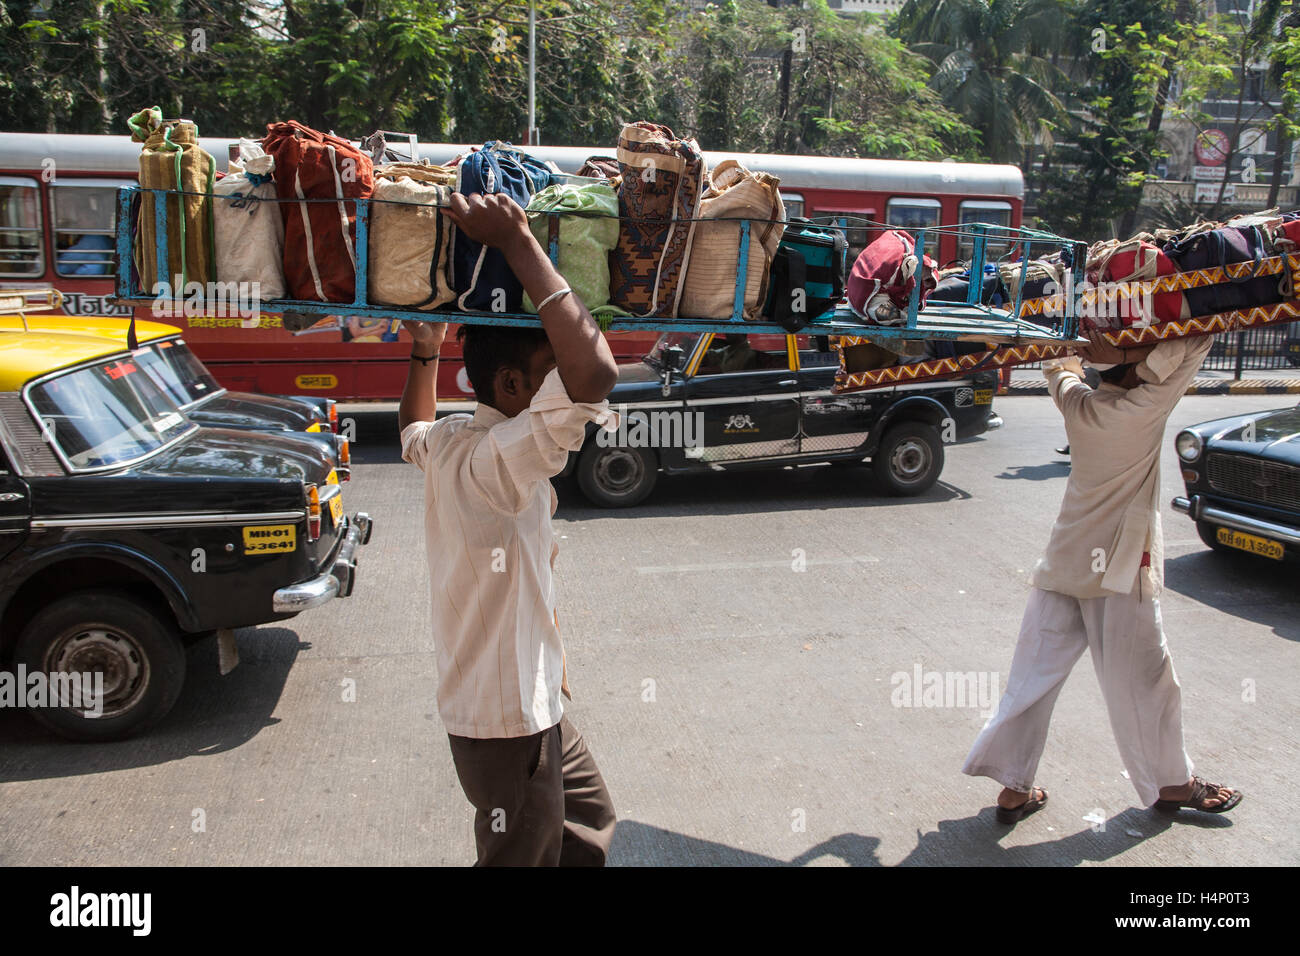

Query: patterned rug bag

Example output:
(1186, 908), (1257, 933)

(610, 123), (707, 317)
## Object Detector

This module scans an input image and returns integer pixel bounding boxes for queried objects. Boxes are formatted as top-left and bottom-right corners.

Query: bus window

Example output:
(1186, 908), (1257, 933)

(0, 177), (44, 278)
(885, 198), (941, 258)
(52, 181), (126, 277)
(956, 201), (1013, 262)
(780, 192), (805, 220)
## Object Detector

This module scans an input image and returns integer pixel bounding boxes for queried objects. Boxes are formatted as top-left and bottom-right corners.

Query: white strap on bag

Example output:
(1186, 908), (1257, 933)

(294, 168), (327, 300)
(327, 144), (357, 270)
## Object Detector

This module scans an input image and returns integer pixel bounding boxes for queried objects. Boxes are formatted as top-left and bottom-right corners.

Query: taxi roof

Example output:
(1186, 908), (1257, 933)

(0, 330), (137, 391)
(0, 315), (181, 344)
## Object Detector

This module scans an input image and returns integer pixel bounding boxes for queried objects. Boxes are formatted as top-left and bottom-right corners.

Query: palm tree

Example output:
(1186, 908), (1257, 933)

(895, 0), (1068, 163)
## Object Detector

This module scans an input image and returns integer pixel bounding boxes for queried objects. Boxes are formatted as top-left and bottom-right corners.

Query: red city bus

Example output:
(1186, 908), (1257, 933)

(0, 132), (1023, 400)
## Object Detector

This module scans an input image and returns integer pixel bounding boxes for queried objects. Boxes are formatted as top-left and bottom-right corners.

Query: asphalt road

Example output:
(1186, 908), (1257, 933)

(1, 393), (1296, 867)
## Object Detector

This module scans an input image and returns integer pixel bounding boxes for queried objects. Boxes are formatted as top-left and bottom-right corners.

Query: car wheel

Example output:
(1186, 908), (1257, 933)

(13, 590), (187, 742)
(1195, 520), (1234, 554)
(872, 422), (944, 496)
(576, 442), (658, 508)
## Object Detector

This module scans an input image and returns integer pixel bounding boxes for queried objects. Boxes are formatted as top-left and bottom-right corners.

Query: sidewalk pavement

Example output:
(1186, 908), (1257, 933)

(1004, 365), (1300, 396)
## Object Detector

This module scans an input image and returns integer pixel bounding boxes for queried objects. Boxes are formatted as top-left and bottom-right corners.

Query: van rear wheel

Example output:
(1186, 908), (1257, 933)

(872, 422), (944, 496)
(13, 590), (186, 742)
(576, 442), (658, 508)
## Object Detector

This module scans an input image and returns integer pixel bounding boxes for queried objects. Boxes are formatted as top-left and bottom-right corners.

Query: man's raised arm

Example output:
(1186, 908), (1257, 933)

(444, 192), (618, 403)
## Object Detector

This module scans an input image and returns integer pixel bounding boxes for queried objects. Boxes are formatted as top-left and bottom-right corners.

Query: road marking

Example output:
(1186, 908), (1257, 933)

(635, 556), (880, 574)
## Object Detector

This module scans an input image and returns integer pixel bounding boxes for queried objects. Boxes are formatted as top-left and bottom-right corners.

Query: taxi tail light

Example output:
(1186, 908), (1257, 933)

(306, 483), (322, 541)
(337, 438), (351, 481)
(328, 402), (339, 433)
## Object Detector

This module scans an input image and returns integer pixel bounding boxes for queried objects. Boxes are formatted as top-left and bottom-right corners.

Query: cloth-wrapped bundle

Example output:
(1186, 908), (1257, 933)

(262, 120), (375, 303)
(369, 162), (456, 310)
(213, 138), (285, 301)
(522, 181), (623, 318)
(129, 107), (216, 292)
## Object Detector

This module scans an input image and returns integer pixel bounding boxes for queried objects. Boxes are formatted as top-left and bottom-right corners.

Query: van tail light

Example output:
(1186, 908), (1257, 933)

(328, 402), (339, 433)
(336, 438), (351, 481)
(306, 483), (322, 541)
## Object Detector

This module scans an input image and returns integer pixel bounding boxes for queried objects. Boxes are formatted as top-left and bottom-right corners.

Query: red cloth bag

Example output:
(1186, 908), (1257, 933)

(847, 229), (935, 325)
(262, 121), (374, 302)
(1089, 240), (1183, 327)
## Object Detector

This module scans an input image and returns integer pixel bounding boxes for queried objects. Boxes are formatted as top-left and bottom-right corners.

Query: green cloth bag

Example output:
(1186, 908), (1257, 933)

(523, 182), (628, 320)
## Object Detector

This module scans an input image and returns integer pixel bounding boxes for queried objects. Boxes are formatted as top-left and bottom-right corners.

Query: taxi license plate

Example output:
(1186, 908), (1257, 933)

(326, 469), (344, 525)
(973, 389), (993, 405)
(1216, 527), (1284, 560)
(243, 524), (297, 555)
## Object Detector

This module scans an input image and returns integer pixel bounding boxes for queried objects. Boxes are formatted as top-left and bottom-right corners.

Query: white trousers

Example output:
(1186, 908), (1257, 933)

(962, 587), (1193, 807)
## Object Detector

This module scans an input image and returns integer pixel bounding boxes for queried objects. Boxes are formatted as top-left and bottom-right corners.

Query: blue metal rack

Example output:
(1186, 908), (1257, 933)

(113, 186), (1085, 345)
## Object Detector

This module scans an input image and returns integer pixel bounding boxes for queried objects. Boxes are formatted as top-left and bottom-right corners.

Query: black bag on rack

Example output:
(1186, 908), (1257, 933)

(764, 219), (847, 331)
(1162, 224), (1289, 316)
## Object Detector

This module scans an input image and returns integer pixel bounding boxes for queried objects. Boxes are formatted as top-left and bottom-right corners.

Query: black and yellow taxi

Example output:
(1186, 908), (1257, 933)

(0, 313), (372, 741)
(566, 331), (1001, 506)
(0, 312), (342, 438)
(1173, 403), (1300, 562)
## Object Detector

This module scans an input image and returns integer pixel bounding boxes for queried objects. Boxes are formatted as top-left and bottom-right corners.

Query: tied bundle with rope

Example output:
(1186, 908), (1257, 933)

(212, 137), (286, 302)
(128, 106), (216, 296)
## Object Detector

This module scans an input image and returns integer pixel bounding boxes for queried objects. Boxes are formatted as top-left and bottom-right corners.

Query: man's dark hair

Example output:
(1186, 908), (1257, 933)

(1098, 362), (1133, 385)
(457, 325), (551, 407)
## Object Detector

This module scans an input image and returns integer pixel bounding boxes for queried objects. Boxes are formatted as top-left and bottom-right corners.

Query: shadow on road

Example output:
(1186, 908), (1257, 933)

(897, 804), (1229, 866)
(995, 462), (1071, 481)
(0, 627), (305, 782)
(611, 820), (883, 866)
(1163, 550), (1300, 643)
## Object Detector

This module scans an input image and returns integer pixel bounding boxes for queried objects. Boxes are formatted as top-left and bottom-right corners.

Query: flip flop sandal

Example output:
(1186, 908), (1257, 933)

(996, 786), (1048, 824)
(1153, 777), (1243, 814)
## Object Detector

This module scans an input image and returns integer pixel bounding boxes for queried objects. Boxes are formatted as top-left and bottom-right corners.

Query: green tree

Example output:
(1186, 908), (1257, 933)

(894, 0), (1068, 163)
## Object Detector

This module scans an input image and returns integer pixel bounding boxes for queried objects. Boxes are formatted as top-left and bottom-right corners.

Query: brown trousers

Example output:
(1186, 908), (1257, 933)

(447, 715), (616, 866)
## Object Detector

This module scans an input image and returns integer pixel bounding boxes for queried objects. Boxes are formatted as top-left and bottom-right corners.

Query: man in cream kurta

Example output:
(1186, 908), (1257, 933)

(963, 334), (1242, 819)
(398, 191), (622, 865)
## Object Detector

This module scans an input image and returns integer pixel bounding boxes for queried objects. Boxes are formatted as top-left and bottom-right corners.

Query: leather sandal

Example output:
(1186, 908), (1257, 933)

(1153, 777), (1243, 814)
(996, 786), (1048, 824)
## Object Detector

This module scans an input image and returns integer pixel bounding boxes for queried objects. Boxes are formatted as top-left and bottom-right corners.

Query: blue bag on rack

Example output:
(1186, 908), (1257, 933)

(452, 142), (554, 312)
(763, 218), (847, 331)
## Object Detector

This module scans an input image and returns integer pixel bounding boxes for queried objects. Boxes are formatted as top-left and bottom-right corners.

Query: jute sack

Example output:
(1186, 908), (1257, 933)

(680, 160), (785, 319)
(369, 162), (457, 310)
(129, 107), (216, 292)
(213, 138), (285, 299)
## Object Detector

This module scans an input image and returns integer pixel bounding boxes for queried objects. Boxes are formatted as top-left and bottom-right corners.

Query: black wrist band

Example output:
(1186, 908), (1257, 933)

(411, 351), (439, 365)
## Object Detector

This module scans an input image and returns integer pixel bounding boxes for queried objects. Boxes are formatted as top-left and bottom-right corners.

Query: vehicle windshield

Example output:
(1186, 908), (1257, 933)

(134, 339), (222, 408)
(28, 357), (194, 470)
(645, 332), (702, 367)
